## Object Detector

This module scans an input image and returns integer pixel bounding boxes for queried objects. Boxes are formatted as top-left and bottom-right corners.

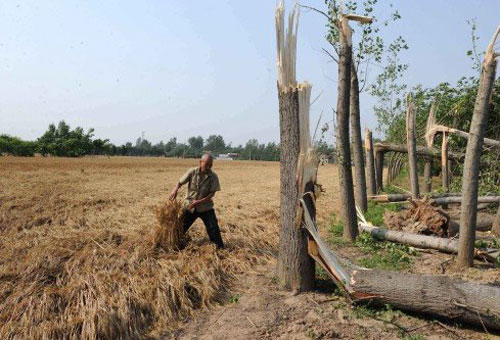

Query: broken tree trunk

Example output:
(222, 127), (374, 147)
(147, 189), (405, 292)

(441, 133), (449, 192)
(458, 25), (500, 268)
(375, 150), (384, 192)
(275, 3), (315, 291)
(374, 143), (464, 160)
(433, 196), (500, 205)
(365, 129), (377, 196)
(350, 65), (367, 212)
(301, 202), (500, 331)
(406, 94), (419, 198)
(492, 205), (500, 237)
(424, 102), (438, 192)
(336, 16), (358, 241)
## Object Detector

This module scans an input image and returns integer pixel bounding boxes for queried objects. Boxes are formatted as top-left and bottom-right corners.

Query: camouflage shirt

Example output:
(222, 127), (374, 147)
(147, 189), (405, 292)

(178, 167), (221, 212)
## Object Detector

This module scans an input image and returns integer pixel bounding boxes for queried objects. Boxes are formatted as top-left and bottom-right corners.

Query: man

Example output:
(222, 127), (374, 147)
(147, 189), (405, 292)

(169, 153), (225, 249)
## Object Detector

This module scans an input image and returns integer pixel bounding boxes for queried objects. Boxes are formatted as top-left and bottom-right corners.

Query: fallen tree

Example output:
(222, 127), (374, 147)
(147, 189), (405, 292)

(374, 142), (464, 160)
(368, 193), (460, 203)
(434, 196), (500, 205)
(301, 201), (500, 331)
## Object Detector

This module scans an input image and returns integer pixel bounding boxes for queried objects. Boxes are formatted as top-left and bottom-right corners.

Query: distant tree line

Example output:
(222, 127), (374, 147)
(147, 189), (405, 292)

(0, 120), (334, 160)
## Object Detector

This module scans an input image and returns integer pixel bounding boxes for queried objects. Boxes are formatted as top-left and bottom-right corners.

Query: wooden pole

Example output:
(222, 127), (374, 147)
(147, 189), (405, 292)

(365, 129), (376, 196)
(405, 93), (419, 199)
(458, 24), (500, 268)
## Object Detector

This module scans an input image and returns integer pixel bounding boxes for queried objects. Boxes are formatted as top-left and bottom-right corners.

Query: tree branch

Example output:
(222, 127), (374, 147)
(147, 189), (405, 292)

(298, 4), (331, 22)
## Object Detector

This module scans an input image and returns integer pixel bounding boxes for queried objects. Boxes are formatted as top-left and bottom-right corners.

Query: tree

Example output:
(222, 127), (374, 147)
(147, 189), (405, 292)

(205, 135), (225, 153)
(458, 25), (500, 268)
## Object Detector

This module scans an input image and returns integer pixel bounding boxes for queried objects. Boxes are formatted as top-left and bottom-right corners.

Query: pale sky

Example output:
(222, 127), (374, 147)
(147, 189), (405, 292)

(0, 1), (499, 146)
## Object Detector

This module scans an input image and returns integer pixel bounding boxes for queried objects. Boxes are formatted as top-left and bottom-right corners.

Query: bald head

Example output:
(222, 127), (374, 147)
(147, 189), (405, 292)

(199, 153), (213, 173)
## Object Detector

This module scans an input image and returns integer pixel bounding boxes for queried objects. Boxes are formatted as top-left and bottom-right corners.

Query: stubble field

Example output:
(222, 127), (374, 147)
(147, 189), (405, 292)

(0, 156), (339, 339)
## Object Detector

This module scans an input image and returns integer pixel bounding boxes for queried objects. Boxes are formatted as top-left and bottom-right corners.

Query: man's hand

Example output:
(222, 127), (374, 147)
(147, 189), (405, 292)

(169, 185), (180, 200)
(187, 200), (199, 210)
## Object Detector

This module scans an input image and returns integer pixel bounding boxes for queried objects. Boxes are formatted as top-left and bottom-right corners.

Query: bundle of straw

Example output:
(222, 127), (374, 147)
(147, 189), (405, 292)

(153, 199), (185, 251)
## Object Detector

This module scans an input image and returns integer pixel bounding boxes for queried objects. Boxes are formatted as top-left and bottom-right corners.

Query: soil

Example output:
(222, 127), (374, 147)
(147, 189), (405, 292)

(168, 259), (499, 340)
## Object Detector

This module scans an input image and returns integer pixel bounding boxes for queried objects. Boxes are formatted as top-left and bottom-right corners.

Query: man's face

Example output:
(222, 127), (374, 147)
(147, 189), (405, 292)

(199, 158), (213, 173)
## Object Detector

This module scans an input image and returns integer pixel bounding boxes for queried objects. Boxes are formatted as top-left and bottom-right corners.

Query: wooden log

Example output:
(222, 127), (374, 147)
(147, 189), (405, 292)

(493, 205), (500, 237)
(434, 196), (500, 205)
(359, 223), (458, 253)
(368, 193), (462, 203)
(374, 142), (464, 160)
(365, 129), (377, 196)
(424, 102), (438, 193)
(375, 150), (384, 192)
(350, 269), (500, 331)
(302, 204), (500, 331)
(406, 94), (420, 198)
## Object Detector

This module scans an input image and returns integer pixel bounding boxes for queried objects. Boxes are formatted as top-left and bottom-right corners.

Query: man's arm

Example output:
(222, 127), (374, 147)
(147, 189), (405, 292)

(187, 191), (216, 210)
(169, 168), (193, 200)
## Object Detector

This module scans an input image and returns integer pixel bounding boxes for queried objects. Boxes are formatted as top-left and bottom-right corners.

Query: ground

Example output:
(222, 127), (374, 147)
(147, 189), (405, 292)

(0, 156), (498, 339)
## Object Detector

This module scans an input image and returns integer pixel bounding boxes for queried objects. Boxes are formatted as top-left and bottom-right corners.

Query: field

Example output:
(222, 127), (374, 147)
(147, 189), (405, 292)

(1, 156), (498, 339)
(0, 156), (339, 339)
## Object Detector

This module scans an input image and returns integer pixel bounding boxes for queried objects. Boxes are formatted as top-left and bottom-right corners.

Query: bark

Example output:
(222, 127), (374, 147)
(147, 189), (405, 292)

(375, 150), (384, 193)
(406, 94), (419, 198)
(350, 67), (367, 212)
(302, 204), (500, 331)
(367, 193), (461, 203)
(374, 143), (464, 160)
(458, 32), (499, 267)
(277, 88), (314, 291)
(423, 159), (433, 193)
(492, 205), (500, 237)
(365, 130), (377, 196)
(351, 269), (500, 331)
(433, 196), (500, 205)
(441, 133), (449, 192)
(336, 18), (358, 241)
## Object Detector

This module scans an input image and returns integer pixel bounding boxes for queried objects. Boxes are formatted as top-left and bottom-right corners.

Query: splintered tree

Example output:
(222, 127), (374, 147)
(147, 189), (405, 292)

(458, 24), (500, 268)
(275, 3), (315, 291)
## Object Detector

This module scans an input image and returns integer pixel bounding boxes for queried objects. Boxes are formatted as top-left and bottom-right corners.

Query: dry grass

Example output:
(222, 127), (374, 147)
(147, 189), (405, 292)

(153, 199), (185, 251)
(2, 156), (327, 339)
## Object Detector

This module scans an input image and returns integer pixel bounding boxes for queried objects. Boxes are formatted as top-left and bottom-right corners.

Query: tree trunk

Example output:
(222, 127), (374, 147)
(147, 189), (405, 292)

(277, 88), (314, 290)
(302, 205), (500, 331)
(433, 196), (500, 205)
(350, 67), (367, 212)
(374, 142), (463, 160)
(375, 151), (384, 193)
(458, 28), (499, 268)
(365, 130), (377, 196)
(275, 3), (315, 291)
(423, 159), (432, 193)
(492, 205), (500, 237)
(336, 18), (358, 242)
(350, 269), (500, 331)
(406, 94), (419, 199)
(441, 133), (449, 192)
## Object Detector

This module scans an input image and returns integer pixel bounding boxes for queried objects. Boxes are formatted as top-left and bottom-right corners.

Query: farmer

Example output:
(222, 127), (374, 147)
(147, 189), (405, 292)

(169, 153), (225, 249)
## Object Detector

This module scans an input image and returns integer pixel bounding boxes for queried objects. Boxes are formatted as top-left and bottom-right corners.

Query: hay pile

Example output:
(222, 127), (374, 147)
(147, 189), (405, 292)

(0, 206), (277, 339)
(153, 199), (185, 251)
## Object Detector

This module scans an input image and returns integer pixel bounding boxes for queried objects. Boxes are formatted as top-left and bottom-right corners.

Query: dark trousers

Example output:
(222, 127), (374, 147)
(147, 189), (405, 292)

(183, 209), (224, 249)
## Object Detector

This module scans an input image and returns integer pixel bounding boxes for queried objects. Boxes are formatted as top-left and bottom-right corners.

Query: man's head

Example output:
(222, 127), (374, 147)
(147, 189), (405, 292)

(199, 153), (213, 173)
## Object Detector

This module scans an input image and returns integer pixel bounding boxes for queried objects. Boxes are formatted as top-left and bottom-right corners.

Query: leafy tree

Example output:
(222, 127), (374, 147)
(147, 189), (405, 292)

(205, 135), (226, 153)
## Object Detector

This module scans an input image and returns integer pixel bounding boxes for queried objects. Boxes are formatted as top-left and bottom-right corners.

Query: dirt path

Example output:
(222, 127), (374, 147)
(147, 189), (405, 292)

(168, 260), (483, 340)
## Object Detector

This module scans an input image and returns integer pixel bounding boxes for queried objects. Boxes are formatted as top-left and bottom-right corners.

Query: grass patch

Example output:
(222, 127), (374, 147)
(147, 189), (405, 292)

(356, 232), (418, 271)
(363, 201), (403, 227)
(328, 213), (348, 247)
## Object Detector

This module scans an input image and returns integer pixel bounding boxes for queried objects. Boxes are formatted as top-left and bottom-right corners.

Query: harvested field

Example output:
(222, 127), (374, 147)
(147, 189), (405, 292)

(0, 156), (338, 339)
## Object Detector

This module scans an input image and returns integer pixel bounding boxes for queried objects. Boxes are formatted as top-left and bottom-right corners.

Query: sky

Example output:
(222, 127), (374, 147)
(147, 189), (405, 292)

(0, 0), (499, 147)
